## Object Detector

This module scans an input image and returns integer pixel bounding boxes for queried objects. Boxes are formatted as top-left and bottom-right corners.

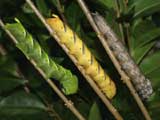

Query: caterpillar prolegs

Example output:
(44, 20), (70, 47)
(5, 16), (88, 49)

(92, 13), (153, 99)
(5, 19), (78, 95)
(46, 16), (116, 99)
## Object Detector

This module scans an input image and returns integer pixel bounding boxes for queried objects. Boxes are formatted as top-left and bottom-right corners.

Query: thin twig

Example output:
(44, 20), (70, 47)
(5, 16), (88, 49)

(40, 96), (63, 120)
(25, 0), (123, 119)
(76, 0), (152, 120)
(115, 0), (125, 44)
(0, 19), (85, 120)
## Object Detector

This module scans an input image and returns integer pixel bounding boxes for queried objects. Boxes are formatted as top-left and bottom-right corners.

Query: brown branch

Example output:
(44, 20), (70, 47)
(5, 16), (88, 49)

(25, 0), (123, 119)
(0, 19), (85, 120)
(76, 0), (152, 120)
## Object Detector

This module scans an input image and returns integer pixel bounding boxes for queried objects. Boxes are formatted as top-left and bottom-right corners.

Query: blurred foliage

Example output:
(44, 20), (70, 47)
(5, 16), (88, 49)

(0, 0), (160, 120)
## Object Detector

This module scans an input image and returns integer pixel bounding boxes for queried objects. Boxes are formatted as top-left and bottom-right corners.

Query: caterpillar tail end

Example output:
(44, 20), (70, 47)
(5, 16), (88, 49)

(138, 79), (153, 100)
(103, 81), (116, 99)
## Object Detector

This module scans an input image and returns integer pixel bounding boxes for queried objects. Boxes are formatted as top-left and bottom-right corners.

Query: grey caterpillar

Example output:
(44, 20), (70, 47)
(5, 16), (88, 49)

(92, 12), (153, 100)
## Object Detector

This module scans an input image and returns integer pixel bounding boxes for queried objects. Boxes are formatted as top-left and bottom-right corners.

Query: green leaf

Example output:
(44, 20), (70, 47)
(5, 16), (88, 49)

(51, 57), (64, 64)
(65, 2), (84, 32)
(0, 71), (27, 93)
(130, 19), (157, 50)
(0, 91), (47, 116)
(49, 0), (57, 7)
(95, 0), (116, 9)
(147, 91), (160, 120)
(131, 40), (155, 64)
(146, 68), (160, 88)
(88, 102), (102, 120)
(140, 51), (160, 75)
(0, 55), (18, 76)
(22, 3), (34, 13)
(130, 19), (159, 63)
(133, 0), (160, 18)
(35, 0), (51, 17)
(135, 28), (160, 48)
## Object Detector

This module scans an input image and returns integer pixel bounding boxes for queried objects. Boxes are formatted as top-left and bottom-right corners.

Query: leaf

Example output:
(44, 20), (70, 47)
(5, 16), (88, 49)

(135, 28), (160, 48)
(49, 0), (57, 7)
(88, 102), (102, 120)
(22, 3), (34, 14)
(146, 68), (160, 88)
(0, 55), (18, 75)
(130, 19), (157, 50)
(130, 19), (159, 63)
(131, 40), (155, 64)
(147, 91), (160, 120)
(0, 71), (27, 93)
(152, 12), (160, 27)
(140, 51), (160, 75)
(51, 57), (64, 64)
(35, 0), (51, 17)
(65, 2), (84, 32)
(133, 0), (160, 18)
(95, 0), (116, 9)
(0, 91), (47, 116)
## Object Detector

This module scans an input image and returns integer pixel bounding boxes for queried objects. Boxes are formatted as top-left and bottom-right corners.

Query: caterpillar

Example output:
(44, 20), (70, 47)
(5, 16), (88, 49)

(46, 15), (116, 99)
(5, 19), (78, 95)
(92, 13), (153, 99)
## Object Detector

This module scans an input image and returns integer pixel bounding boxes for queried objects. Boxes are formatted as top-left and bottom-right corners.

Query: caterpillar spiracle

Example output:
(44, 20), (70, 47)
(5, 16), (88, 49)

(46, 16), (116, 99)
(92, 13), (153, 100)
(5, 19), (78, 95)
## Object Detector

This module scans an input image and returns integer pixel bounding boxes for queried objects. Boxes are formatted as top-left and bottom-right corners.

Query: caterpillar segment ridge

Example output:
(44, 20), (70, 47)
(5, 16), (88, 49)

(46, 15), (116, 99)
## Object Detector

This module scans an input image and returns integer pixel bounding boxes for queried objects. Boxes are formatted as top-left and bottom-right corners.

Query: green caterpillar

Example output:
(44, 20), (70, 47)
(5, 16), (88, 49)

(5, 19), (78, 95)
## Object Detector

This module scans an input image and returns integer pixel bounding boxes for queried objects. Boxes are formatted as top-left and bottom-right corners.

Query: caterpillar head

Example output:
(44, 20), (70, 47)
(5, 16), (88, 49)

(60, 76), (78, 95)
(5, 18), (26, 42)
(46, 15), (65, 33)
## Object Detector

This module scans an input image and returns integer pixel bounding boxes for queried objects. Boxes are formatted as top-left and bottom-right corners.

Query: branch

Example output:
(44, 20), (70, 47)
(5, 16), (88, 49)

(0, 19), (85, 120)
(76, 0), (152, 120)
(25, 0), (123, 119)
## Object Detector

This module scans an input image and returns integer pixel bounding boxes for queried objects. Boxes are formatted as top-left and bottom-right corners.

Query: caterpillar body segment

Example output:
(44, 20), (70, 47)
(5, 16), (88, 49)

(46, 16), (116, 99)
(5, 21), (78, 95)
(93, 13), (153, 99)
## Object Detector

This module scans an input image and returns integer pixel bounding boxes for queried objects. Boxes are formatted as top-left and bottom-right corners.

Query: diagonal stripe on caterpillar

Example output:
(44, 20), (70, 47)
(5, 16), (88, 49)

(46, 15), (116, 99)
(92, 12), (153, 100)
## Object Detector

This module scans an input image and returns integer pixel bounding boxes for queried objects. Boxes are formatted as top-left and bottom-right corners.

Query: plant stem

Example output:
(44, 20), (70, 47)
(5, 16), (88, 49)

(76, 0), (152, 120)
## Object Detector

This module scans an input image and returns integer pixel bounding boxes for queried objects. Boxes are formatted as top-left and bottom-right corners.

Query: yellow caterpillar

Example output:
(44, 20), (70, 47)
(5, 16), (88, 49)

(46, 16), (116, 99)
